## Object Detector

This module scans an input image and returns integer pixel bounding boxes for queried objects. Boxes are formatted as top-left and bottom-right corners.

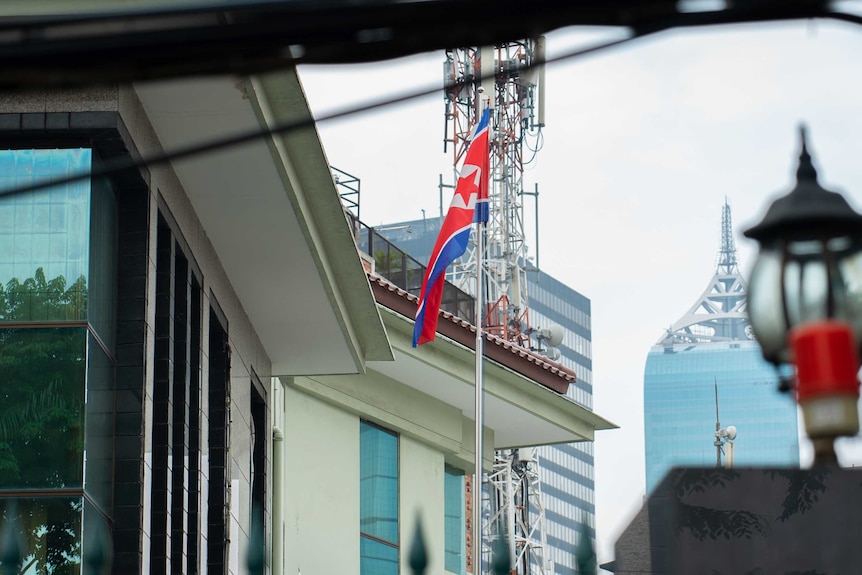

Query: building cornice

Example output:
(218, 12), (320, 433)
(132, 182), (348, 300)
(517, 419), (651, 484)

(368, 273), (576, 395)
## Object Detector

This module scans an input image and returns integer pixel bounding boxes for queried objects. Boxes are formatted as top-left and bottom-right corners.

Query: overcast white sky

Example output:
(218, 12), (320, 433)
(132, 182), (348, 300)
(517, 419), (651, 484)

(298, 17), (862, 564)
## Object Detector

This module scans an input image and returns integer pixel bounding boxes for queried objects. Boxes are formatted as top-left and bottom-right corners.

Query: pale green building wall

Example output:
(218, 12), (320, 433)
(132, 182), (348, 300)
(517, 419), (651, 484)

(400, 436), (447, 575)
(279, 375), (475, 575)
(282, 383), (360, 575)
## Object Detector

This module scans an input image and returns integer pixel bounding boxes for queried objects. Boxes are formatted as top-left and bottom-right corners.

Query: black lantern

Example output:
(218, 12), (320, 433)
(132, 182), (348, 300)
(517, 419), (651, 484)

(744, 126), (862, 368)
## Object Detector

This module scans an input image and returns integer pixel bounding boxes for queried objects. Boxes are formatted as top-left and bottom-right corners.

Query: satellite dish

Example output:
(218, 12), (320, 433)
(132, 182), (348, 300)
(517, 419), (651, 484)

(536, 324), (564, 348)
(725, 425), (737, 440)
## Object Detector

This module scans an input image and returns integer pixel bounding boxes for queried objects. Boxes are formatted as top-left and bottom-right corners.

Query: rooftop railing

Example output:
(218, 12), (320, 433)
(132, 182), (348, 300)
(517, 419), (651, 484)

(347, 212), (475, 325)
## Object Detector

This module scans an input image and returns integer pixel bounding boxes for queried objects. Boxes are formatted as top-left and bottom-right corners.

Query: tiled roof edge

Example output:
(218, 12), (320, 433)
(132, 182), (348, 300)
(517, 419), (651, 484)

(368, 272), (576, 394)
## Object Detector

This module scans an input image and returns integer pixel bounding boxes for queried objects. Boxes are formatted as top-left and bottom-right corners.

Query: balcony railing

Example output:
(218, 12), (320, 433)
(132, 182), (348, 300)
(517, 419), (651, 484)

(347, 213), (475, 325)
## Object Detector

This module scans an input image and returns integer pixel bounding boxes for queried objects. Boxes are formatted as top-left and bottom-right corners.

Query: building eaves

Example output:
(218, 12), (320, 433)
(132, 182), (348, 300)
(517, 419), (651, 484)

(368, 273), (576, 395)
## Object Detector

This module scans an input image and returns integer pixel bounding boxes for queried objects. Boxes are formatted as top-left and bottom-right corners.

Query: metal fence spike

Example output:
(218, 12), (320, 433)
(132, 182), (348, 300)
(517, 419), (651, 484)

(575, 515), (596, 575)
(83, 517), (112, 575)
(491, 532), (511, 575)
(247, 503), (265, 575)
(408, 516), (428, 575)
(0, 502), (23, 575)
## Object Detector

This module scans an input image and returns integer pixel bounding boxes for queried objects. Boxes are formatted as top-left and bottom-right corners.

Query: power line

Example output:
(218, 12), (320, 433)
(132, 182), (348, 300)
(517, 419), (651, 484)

(0, 31), (656, 200)
(4, 0), (858, 199)
(0, 0), (837, 87)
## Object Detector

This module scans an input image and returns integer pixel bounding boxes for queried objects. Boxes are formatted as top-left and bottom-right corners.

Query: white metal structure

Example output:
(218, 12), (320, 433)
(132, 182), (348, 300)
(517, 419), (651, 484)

(443, 42), (551, 575)
(659, 200), (752, 346)
(443, 40), (545, 346)
(484, 448), (552, 575)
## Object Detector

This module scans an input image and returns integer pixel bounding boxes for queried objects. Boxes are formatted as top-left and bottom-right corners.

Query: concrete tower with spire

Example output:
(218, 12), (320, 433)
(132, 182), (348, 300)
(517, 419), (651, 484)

(643, 202), (799, 493)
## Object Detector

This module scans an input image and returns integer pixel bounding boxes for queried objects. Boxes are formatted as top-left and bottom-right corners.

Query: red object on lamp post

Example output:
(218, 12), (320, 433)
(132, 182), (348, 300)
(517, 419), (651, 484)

(791, 320), (861, 460)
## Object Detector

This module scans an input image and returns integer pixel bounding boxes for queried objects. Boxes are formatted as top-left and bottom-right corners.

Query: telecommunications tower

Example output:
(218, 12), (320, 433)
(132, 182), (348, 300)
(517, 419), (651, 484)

(442, 40), (545, 346)
(443, 41), (551, 575)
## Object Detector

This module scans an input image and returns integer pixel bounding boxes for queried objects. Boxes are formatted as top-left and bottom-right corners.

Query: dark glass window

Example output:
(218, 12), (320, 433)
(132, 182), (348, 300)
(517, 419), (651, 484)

(360, 421), (398, 575)
(0, 496), (84, 575)
(85, 331), (115, 512)
(187, 275), (202, 575)
(250, 374), (267, 557)
(88, 171), (116, 351)
(0, 327), (86, 489)
(208, 308), (229, 575)
(150, 215), (173, 573)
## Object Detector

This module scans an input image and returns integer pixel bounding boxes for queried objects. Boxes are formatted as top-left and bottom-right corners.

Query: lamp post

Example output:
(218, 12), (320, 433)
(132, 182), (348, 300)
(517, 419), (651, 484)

(744, 126), (862, 463)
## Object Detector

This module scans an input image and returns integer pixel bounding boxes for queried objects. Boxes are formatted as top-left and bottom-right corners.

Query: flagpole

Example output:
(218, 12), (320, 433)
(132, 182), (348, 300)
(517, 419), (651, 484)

(473, 214), (485, 575)
(472, 99), (491, 575)
(415, 102), (489, 574)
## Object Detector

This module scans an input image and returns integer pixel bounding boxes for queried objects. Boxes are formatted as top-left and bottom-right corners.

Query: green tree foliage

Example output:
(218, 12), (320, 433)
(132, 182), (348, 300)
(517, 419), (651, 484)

(0, 267), (87, 323)
(1, 498), (83, 575)
(0, 268), (89, 574)
(673, 470), (770, 541)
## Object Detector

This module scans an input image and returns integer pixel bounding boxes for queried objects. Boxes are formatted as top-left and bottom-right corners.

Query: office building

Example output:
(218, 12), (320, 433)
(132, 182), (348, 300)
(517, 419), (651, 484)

(0, 70), (616, 575)
(376, 216), (597, 575)
(643, 203), (799, 494)
(0, 71), (402, 575)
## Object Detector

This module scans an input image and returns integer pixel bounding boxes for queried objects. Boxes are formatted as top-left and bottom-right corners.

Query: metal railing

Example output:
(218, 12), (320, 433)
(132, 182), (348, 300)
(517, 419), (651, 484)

(347, 212), (475, 325)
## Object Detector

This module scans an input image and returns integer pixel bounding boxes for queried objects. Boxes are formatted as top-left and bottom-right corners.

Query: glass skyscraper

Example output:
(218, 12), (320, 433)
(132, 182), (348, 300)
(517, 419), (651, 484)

(643, 202), (799, 494)
(375, 215), (595, 575)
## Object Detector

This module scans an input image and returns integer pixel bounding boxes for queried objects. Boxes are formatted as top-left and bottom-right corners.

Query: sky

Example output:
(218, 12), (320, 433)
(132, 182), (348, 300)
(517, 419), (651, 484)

(297, 16), (862, 565)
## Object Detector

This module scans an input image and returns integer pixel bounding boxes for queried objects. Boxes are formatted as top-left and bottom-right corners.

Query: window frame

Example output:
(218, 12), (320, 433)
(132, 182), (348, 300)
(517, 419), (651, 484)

(359, 419), (400, 575)
(443, 464), (466, 575)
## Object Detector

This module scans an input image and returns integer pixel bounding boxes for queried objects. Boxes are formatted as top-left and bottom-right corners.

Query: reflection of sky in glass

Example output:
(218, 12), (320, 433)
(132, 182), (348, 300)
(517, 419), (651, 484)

(444, 467), (465, 574)
(359, 422), (399, 544)
(360, 421), (399, 575)
(360, 535), (398, 575)
(644, 343), (800, 494)
(0, 149), (91, 289)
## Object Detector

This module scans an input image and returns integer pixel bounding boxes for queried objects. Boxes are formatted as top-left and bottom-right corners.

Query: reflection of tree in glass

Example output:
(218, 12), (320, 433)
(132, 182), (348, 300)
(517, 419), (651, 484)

(0, 267), (87, 322)
(374, 250), (415, 285)
(764, 468), (830, 523)
(673, 470), (770, 541)
(0, 264), (87, 486)
(0, 269), (88, 574)
(1, 498), (82, 575)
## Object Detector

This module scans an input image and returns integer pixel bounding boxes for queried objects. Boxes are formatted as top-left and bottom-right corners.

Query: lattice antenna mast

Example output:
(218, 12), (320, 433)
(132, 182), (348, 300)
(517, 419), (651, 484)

(443, 41), (545, 347)
(444, 41), (549, 575)
(485, 449), (551, 575)
(717, 198), (739, 276)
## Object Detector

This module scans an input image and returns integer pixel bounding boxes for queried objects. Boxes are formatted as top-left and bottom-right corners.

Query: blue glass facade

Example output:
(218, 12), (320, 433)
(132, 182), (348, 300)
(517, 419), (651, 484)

(360, 421), (400, 575)
(376, 216), (595, 575)
(643, 202), (801, 495)
(444, 466), (466, 574)
(644, 341), (799, 493)
(0, 148), (117, 574)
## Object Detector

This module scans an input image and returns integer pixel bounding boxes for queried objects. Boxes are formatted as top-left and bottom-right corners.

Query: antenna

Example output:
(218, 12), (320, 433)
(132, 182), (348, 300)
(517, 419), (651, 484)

(445, 41), (549, 575)
(714, 380), (737, 468)
(714, 380), (721, 467)
(717, 199), (738, 275)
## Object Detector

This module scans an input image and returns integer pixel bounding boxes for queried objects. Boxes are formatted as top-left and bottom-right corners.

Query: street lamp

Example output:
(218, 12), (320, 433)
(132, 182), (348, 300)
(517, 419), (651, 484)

(744, 126), (862, 461)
